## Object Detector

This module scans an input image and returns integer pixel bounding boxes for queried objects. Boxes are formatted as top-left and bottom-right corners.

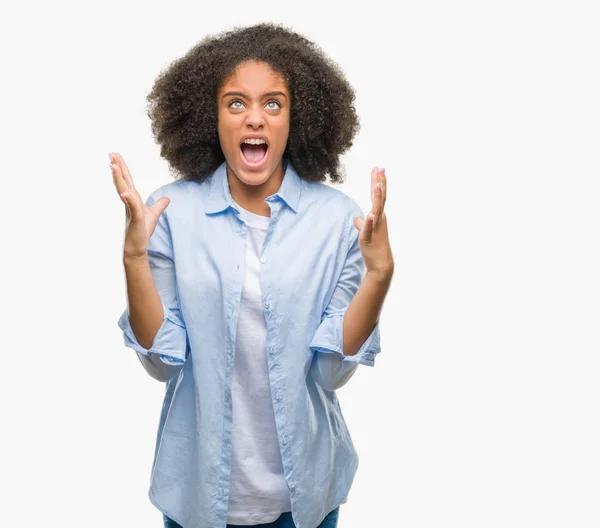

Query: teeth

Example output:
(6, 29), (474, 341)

(243, 138), (266, 145)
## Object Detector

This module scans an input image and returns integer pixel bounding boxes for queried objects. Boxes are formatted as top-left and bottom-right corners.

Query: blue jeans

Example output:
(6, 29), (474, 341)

(163, 506), (339, 528)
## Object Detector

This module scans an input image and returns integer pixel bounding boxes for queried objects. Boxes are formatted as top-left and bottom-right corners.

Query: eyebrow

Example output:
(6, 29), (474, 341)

(222, 91), (288, 100)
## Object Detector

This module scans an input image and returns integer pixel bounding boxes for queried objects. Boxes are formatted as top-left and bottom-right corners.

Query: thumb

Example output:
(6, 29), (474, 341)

(150, 196), (171, 217)
(353, 216), (365, 232)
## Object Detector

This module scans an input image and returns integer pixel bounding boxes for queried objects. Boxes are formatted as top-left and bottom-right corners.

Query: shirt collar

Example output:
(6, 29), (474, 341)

(205, 159), (303, 215)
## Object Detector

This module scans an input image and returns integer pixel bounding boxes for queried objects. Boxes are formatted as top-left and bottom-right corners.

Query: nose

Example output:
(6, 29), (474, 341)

(245, 105), (265, 128)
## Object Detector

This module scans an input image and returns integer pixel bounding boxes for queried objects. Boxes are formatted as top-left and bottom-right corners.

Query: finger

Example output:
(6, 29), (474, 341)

(120, 190), (132, 218)
(353, 215), (365, 232)
(370, 166), (378, 203)
(111, 161), (129, 196)
(371, 171), (384, 221)
(112, 152), (135, 190)
(362, 213), (375, 240)
(149, 196), (171, 217)
(111, 162), (142, 220)
(378, 167), (387, 214)
(120, 189), (143, 221)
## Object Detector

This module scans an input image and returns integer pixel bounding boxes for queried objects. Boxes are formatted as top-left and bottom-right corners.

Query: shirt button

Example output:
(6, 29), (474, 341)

(289, 481), (296, 489)
(264, 302), (269, 308)
(260, 256), (267, 263)
(282, 436), (288, 445)
(272, 211), (278, 218)
(274, 391), (282, 400)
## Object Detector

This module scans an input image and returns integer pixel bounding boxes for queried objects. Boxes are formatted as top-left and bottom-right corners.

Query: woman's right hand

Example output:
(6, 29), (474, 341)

(110, 152), (171, 260)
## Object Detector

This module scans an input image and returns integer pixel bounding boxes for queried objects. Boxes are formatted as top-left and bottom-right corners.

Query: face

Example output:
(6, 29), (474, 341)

(217, 60), (290, 191)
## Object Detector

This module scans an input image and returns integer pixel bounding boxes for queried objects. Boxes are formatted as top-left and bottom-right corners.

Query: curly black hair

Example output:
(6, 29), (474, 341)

(146, 22), (360, 184)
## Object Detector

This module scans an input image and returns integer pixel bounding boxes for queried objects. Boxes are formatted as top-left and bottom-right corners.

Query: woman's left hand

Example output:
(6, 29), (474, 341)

(353, 167), (394, 280)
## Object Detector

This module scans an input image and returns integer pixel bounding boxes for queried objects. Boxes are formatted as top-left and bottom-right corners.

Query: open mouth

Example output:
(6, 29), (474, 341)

(240, 139), (268, 167)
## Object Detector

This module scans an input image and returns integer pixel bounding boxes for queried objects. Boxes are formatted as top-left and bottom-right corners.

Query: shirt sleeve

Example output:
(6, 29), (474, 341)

(117, 187), (188, 382)
(309, 206), (382, 392)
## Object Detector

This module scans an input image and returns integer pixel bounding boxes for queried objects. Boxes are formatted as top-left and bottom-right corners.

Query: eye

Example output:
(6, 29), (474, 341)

(229, 100), (245, 109)
(266, 100), (281, 110)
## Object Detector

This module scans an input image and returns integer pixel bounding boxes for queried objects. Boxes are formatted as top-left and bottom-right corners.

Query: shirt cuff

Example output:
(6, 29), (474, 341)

(117, 300), (187, 366)
(309, 310), (381, 367)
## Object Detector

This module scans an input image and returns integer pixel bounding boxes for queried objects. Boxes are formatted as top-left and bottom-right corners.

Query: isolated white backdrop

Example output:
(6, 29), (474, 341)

(1, 0), (599, 527)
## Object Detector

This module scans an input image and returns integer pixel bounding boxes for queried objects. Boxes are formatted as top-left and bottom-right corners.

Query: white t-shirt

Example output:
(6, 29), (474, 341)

(226, 201), (292, 525)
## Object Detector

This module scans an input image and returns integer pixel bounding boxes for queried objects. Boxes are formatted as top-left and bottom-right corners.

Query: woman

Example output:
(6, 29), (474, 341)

(113, 23), (394, 528)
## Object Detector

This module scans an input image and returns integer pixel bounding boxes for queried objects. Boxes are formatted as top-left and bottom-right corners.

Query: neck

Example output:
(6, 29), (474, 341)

(226, 162), (285, 217)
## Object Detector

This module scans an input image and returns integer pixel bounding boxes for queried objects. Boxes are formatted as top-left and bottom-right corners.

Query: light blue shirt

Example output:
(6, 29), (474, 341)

(118, 160), (381, 528)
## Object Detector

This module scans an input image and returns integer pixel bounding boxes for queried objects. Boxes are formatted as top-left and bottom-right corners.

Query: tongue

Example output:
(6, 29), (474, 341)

(241, 143), (267, 162)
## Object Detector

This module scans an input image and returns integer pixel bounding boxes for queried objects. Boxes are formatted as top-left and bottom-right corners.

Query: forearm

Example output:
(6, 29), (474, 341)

(123, 255), (164, 350)
(343, 269), (393, 357)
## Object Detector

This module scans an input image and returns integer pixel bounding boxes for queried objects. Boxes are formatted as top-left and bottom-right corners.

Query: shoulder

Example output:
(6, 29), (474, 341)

(146, 179), (207, 206)
(302, 180), (365, 221)
(301, 181), (365, 249)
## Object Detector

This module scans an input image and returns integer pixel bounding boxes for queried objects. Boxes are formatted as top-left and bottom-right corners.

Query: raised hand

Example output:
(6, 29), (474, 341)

(110, 152), (171, 260)
(353, 167), (394, 280)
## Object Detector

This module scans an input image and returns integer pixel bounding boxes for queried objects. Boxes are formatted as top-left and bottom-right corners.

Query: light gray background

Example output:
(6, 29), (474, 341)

(2, 0), (598, 526)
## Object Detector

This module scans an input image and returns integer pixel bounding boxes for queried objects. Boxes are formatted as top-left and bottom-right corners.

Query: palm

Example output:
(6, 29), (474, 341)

(353, 167), (394, 277)
(110, 152), (170, 258)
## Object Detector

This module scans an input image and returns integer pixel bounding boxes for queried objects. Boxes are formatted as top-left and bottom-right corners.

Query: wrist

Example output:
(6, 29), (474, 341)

(123, 253), (149, 266)
(366, 266), (394, 285)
